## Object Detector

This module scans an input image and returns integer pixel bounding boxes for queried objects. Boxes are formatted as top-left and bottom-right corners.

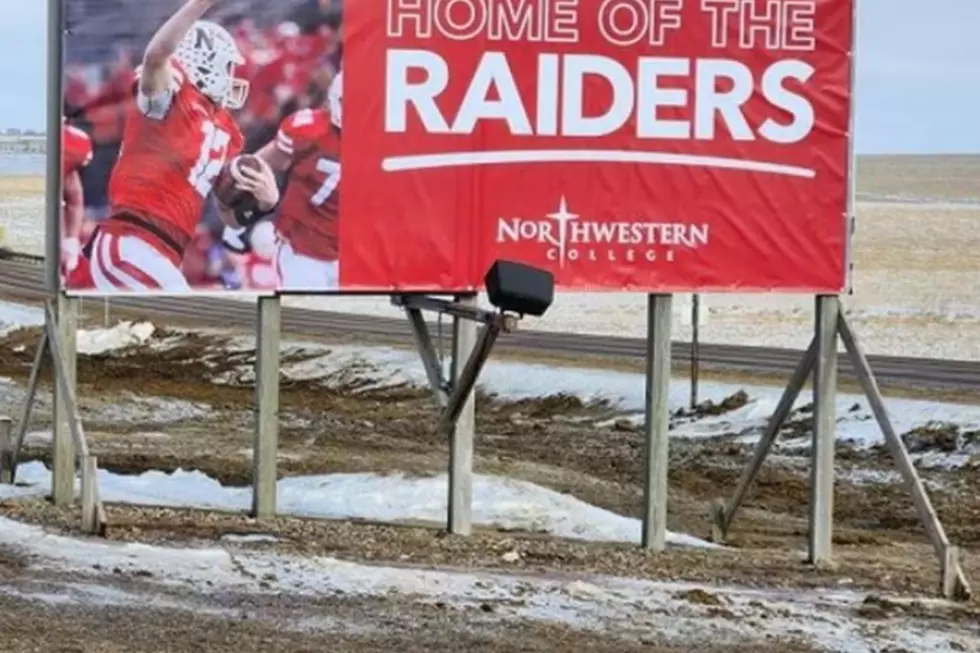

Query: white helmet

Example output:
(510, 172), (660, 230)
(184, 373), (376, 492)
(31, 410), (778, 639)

(327, 70), (342, 129)
(175, 20), (250, 110)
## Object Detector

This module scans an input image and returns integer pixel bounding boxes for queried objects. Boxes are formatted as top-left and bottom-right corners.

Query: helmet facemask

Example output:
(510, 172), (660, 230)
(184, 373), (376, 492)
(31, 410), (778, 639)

(175, 20), (250, 110)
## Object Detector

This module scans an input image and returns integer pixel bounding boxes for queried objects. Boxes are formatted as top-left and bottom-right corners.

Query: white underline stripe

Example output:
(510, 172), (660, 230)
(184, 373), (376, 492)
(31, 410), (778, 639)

(381, 150), (816, 178)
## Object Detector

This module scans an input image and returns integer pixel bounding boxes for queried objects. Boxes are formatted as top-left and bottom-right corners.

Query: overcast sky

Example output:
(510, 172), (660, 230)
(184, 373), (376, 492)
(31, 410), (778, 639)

(0, 0), (976, 154)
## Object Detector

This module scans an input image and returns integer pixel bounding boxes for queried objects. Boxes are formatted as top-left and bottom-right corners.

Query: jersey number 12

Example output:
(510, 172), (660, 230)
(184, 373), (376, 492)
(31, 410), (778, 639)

(189, 120), (231, 198)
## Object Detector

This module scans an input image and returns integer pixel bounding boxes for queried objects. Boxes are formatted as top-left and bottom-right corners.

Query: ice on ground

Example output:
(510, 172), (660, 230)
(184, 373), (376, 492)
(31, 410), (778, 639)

(0, 516), (973, 653)
(4, 461), (715, 549)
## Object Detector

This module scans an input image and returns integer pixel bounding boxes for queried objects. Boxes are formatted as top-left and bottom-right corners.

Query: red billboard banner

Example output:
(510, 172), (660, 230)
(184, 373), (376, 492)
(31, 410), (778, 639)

(343, 0), (854, 292)
(59, 0), (852, 296)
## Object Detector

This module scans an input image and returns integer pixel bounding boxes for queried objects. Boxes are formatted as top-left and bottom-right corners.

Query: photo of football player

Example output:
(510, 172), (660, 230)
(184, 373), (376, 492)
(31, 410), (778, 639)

(240, 69), (342, 290)
(62, 0), (343, 294)
(73, 0), (280, 293)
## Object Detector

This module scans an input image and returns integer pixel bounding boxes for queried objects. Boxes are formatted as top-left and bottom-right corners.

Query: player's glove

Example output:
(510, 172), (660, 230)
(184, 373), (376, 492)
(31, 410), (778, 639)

(221, 225), (252, 255)
(233, 201), (279, 229)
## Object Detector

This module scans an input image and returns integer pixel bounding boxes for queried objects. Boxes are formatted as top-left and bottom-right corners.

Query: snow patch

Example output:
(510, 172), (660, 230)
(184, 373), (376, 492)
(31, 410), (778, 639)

(77, 322), (156, 355)
(5, 462), (715, 549)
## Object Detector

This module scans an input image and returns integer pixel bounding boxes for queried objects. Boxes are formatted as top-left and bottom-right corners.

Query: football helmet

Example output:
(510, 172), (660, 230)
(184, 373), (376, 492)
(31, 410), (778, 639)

(327, 70), (342, 129)
(175, 20), (250, 110)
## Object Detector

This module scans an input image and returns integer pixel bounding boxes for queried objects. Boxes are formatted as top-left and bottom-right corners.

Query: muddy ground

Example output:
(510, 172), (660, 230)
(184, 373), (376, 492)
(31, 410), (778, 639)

(1, 322), (979, 650)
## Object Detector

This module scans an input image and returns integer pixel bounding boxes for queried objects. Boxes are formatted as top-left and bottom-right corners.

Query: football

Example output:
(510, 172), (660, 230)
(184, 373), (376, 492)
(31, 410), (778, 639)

(214, 154), (263, 211)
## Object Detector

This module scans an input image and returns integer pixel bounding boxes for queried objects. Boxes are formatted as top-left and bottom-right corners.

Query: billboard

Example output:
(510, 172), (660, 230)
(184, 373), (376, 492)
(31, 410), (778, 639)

(60, 0), (854, 295)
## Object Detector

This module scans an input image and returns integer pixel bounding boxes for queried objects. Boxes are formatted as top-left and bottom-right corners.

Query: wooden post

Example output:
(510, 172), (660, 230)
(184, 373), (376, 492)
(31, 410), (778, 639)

(690, 294), (700, 410)
(80, 455), (98, 534)
(0, 417), (13, 484)
(809, 295), (839, 566)
(52, 294), (78, 506)
(447, 293), (477, 535)
(642, 294), (672, 551)
(252, 296), (280, 519)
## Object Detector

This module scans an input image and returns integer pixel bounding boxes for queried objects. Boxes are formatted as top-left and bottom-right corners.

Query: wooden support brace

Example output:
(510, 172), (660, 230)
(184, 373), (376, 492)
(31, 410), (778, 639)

(838, 314), (971, 600)
(712, 337), (818, 542)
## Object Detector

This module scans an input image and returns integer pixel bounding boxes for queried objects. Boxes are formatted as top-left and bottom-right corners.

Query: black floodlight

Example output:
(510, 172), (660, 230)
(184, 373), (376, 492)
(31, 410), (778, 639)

(484, 260), (554, 317)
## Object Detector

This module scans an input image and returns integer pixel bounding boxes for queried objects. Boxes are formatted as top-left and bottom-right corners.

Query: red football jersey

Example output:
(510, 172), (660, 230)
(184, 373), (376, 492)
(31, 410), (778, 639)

(62, 124), (93, 176)
(275, 108), (340, 260)
(107, 64), (244, 254)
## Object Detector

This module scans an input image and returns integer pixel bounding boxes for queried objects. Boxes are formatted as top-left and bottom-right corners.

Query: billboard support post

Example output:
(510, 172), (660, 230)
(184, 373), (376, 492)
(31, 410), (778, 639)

(690, 294), (701, 410)
(642, 293), (672, 551)
(809, 295), (840, 566)
(5, 301), (105, 534)
(44, 0), (62, 295)
(711, 301), (971, 601)
(46, 0), (77, 507)
(448, 293), (478, 535)
(52, 294), (78, 506)
(252, 296), (281, 520)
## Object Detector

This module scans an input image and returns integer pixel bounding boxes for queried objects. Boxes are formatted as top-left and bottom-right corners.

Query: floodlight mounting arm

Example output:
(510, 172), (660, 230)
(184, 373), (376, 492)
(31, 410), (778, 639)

(437, 320), (500, 435)
(391, 294), (518, 330)
(391, 293), (518, 425)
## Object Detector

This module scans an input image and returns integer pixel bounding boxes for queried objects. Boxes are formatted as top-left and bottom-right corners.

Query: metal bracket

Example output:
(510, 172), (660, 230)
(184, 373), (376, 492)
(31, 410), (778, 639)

(392, 294), (517, 329)
(393, 294), (517, 422)
(393, 293), (522, 536)
(437, 320), (502, 435)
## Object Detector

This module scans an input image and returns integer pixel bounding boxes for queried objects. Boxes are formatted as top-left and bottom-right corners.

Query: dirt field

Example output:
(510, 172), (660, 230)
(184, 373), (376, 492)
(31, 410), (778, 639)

(857, 155), (980, 201)
(0, 174), (42, 198)
(1, 321), (979, 650)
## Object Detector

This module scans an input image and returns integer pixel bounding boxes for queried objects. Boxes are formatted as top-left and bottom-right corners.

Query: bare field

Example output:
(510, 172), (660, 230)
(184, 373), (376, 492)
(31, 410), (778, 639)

(857, 155), (980, 201)
(1, 325), (979, 651)
(0, 175), (43, 198)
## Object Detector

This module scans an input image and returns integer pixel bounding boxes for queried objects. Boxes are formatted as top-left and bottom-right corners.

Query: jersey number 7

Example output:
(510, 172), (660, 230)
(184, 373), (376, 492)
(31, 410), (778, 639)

(311, 158), (341, 206)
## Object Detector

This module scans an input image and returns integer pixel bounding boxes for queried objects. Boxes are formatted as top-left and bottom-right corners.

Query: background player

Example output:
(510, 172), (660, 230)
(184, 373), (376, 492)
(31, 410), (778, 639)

(62, 121), (93, 277)
(79, 0), (279, 294)
(237, 69), (342, 290)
